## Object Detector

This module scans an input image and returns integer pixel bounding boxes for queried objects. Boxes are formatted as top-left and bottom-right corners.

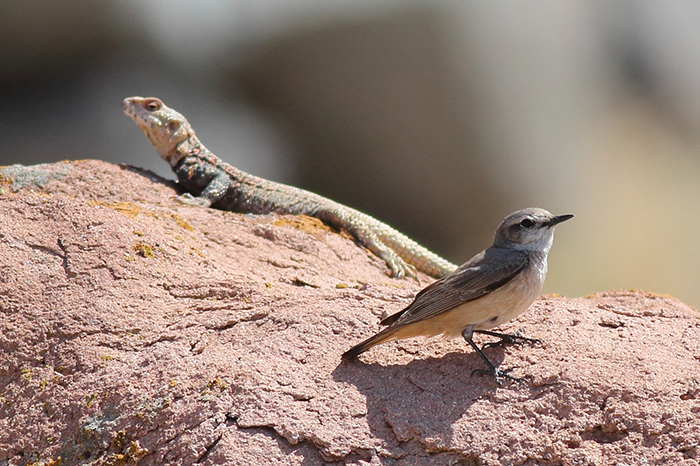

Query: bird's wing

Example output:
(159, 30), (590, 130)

(381, 247), (529, 327)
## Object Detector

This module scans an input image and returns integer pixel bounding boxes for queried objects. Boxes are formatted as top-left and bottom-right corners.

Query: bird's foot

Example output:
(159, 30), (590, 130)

(478, 329), (541, 350)
(471, 366), (525, 385)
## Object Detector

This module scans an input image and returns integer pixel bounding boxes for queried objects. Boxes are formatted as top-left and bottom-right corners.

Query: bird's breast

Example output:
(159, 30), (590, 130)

(424, 260), (546, 337)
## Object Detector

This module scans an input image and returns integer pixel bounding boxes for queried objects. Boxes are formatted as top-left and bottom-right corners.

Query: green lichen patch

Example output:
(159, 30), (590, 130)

(0, 162), (71, 192)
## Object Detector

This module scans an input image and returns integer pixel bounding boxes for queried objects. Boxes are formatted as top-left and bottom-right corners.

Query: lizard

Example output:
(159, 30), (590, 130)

(122, 96), (459, 280)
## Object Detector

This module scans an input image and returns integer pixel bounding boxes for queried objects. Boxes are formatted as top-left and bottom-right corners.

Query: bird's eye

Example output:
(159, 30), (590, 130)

(520, 219), (534, 228)
(145, 99), (161, 111)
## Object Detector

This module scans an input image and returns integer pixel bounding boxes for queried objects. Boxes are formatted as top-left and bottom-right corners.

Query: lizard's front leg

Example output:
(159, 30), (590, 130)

(176, 172), (230, 208)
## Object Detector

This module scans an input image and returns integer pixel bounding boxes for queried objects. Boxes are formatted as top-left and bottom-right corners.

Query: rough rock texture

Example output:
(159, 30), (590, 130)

(0, 160), (699, 466)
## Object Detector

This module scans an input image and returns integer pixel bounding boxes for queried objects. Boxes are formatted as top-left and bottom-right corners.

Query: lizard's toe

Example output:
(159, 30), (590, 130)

(175, 193), (212, 207)
(387, 256), (418, 282)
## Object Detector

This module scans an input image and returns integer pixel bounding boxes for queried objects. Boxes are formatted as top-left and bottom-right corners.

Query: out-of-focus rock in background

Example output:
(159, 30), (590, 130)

(2, 1), (700, 307)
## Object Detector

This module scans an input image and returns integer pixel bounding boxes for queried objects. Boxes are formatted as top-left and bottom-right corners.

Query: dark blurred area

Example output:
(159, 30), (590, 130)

(2, 1), (700, 307)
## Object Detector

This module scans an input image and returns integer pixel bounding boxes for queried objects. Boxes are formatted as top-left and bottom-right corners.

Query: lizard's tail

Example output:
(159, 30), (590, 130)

(341, 327), (401, 361)
(355, 211), (458, 279)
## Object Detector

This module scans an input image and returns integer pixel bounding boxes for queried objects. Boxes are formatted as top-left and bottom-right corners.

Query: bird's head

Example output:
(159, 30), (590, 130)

(493, 208), (573, 253)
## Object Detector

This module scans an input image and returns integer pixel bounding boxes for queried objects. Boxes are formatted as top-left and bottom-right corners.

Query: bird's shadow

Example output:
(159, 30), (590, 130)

(331, 344), (523, 454)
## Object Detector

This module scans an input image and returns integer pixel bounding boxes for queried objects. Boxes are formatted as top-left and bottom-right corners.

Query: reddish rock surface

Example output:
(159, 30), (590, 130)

(0, 160), (698, 466)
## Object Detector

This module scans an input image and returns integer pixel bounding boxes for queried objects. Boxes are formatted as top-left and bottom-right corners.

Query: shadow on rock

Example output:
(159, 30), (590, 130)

(332, 345), (514, 453)
(119, 164), (179, 189)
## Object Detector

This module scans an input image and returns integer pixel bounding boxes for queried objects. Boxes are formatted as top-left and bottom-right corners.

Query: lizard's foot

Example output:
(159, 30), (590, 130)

(384, 253), (418, 283)
(350, 225), (419, 281)
(477, 329), (541, 350)
(471, 366), (525, 385)
(175, 193), (213, 207)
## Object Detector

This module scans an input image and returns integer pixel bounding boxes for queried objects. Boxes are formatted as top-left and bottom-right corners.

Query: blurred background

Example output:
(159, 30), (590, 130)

(2, 1), (700, 307)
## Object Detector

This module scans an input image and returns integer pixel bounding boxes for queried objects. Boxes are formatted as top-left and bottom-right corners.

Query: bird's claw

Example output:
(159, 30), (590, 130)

(479, 329), (541, 350)
(471, 366), (525, 385)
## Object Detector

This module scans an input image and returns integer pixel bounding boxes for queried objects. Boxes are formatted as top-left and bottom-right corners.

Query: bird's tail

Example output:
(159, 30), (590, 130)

(341, 327), (400, 361)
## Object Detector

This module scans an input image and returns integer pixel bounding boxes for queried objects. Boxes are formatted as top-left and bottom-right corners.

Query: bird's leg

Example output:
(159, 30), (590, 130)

(462, 327), (524, 385)
(476, 329), (541, 350)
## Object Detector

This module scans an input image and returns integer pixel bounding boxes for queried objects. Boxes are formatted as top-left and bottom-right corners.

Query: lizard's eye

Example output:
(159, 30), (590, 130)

(145, 99), (162, 111)
(520, 218), (534, 228)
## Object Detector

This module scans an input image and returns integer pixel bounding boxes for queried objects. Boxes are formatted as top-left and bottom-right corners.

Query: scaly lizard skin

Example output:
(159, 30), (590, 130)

(122, 96), (458, 279)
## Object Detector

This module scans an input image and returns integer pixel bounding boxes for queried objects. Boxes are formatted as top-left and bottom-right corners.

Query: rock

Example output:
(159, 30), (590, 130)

(0, 160), (698, 466)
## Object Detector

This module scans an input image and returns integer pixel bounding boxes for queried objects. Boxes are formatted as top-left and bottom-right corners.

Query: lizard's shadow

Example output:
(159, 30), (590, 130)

(331, 346), (516, 454)
(119, 164), (183, 192)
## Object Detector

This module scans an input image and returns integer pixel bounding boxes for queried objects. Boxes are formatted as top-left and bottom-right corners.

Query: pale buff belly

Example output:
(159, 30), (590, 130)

(390, 268), (544, 341)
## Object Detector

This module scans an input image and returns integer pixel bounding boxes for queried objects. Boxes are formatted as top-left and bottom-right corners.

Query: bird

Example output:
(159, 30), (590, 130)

(342, 207), (573, 382)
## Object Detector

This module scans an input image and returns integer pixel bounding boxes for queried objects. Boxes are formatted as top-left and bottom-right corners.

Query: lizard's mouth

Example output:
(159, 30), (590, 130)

(121, 99), (135, 117)
(122, 99), (151, 128)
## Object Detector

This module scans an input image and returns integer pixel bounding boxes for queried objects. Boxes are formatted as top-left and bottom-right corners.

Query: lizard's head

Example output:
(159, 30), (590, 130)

(122, 97), (194, 166)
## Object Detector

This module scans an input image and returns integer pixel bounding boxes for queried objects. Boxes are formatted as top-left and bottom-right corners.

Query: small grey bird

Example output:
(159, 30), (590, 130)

(342, 207), (573, 382)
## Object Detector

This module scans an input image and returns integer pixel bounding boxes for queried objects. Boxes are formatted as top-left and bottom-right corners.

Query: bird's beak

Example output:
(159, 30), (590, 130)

(546, 214), (574, 227)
